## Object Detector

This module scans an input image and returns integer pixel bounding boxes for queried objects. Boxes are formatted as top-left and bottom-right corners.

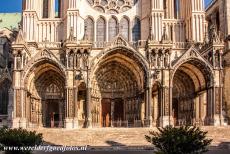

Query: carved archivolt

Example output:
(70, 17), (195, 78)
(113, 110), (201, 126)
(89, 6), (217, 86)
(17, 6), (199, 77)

(22, 48), (66, 89)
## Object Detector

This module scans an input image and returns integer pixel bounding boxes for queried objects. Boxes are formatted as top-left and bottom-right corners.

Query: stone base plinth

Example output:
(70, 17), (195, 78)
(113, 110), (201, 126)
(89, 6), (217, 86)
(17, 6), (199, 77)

(86, 119), (92, 128)
(12, 118), (20, 128)
(73, 118), (78, 129)
(19, 118), (27, 128)
(159, 116), (174, 127)
(213, 115), (225, 126)
(65, 118), (73, 129)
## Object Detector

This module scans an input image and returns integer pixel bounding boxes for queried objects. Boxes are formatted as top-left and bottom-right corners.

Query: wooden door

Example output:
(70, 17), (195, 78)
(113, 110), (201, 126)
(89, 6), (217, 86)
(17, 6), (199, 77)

(114, 99), (124, 121)
(101, 99), (111, 127)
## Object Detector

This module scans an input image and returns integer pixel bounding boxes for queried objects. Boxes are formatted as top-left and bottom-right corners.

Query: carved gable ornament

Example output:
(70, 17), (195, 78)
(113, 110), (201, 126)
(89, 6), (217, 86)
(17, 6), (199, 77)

(189, 50), (198, 57)
(111, 35), (129, 47)
(209, 24), (221, 44)
(40, 48), (52, 57)
(172, 46), (211, 69)
(14, 26), (25, 45)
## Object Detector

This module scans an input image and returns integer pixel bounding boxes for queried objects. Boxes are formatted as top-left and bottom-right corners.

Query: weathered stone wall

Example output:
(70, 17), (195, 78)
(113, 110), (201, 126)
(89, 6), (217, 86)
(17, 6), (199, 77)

(0, 37), (7, 68)
(224, 52), (230, 118)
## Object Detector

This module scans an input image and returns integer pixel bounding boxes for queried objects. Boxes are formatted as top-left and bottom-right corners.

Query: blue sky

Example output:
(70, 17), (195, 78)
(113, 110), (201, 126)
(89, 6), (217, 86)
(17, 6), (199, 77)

(0, 0), (213, 13)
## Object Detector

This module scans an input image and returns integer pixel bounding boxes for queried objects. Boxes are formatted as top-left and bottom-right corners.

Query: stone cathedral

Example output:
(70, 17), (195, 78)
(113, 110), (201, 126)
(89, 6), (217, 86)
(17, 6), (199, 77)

(0, 0), (227, 129)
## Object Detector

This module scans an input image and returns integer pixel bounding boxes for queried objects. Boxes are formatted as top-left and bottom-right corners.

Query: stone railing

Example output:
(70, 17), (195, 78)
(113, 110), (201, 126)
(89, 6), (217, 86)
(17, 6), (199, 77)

(173, 42), (188, 49)
(93, 40), (147, 49)
(37, 42), (62, 49)
(110, 119), (151, 128)
(162, 19), (185, 43)
(36, 20), (63, 42)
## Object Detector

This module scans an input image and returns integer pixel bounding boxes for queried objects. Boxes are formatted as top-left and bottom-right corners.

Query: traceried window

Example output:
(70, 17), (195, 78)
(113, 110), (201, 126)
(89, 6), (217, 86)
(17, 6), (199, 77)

(132, 17), (141, 42)
(163, 0), (167, 18)
(85, 17), (94, 42)
(174, 0), (180, 19)
(23, 0), (26, 10)
(96, 17), (106, 42)
(120, 17), (129, 41)
(55, 0), (61, 18)
(109, 17), (118, 41)
(43, 0), (49, 18)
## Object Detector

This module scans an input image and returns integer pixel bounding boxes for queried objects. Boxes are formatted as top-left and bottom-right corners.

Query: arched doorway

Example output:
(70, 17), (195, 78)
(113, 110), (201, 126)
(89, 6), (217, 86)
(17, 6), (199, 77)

(91, 48), (147, 127)
(26, 62), (65, 128)
(172, 59), (213, 126)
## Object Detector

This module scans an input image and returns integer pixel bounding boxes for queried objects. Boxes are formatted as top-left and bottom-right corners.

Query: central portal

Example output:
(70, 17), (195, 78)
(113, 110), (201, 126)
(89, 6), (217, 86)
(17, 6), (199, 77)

(101, 98), (124, 127)
(91, 50), (147, 128)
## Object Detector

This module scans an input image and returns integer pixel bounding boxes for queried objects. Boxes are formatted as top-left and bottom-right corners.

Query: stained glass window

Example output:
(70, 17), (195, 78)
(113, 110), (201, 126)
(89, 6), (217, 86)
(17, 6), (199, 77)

(120, 17), (129, 41)
(132, 18), (141, 42)
(43, 0), (49, 18)
(96, 17), (106, 42)
(109, 17), (118, 41)
(85, 17), (94, 42)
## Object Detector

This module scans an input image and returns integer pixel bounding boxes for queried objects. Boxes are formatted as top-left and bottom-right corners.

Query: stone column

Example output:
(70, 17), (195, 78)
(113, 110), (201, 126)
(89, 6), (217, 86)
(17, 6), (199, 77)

(42, 100), (47, 127)
(159, 80), (173, 127)
(169, 85), (174, 125)
(7, 88), (14, 128)
(219, 85), (224, 125)
(19, 89), (27, 128)
(38, 100), (43, 127)
(207, 87), (214, 125)
(201, 91), (207, 124)
(148, 86), (153, 127)
(195, 95), (200, 125)
(213, 86), (224, 126)
(86, 86), (92, 128)
(73, 87), (78, 129)
(111, 100), (115, 127)
(153, 94), (158, 126)
(65, 88), (73, 129)
(145, 88), (149, 120)
(59, 101), (63, 128)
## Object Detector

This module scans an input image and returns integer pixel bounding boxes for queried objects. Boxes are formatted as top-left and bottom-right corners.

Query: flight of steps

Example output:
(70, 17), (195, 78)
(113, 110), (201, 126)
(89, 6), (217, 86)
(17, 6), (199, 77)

(28, 127), (230, 147)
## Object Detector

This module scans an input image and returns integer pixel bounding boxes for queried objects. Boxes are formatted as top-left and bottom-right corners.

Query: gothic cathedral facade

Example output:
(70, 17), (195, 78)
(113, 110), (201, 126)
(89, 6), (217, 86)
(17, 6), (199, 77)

(5, 0), (226, 129)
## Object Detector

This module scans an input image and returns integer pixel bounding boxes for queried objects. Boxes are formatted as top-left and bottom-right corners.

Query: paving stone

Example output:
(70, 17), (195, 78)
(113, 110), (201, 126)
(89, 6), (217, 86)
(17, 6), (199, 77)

(27, 127), (230, 147)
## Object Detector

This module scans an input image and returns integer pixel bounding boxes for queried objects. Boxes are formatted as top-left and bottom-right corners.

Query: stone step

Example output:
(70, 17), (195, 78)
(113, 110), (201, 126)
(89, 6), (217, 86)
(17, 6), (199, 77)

(28, 126), (230, 147)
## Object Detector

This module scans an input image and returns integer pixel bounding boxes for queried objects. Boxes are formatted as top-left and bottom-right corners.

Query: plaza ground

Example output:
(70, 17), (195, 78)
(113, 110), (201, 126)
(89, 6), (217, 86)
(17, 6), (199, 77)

(27, 126), (230, 154)
(30, 127), (230, 147)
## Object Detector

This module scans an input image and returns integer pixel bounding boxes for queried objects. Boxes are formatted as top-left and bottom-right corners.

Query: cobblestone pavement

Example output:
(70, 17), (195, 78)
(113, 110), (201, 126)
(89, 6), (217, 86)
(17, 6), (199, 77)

(28, 126), (230, 148)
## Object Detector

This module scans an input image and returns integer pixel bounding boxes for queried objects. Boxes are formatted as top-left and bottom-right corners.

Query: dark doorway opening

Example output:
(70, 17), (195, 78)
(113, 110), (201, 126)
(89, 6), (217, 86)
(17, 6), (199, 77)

(114, 98), (124, 121)
(172, 98), (179, 126)
(46, 100), (60, 128)
(101, 99), (111, 127)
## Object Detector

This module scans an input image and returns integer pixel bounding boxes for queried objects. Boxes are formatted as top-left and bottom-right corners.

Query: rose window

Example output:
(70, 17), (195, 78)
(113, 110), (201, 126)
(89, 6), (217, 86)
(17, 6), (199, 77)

(87, 0), (138, 14)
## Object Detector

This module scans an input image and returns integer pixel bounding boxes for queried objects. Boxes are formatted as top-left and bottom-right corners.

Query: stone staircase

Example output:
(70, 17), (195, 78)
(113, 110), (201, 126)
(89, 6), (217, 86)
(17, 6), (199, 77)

(28, 126), (230, 148)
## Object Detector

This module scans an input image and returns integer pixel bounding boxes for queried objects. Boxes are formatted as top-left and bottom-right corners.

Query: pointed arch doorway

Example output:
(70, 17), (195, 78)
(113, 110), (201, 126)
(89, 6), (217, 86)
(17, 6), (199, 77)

(91, 47), (148, 128)
(26, 62), (65, 128)
(172, 59), (213, 126)
(43, 83), (65, 128)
